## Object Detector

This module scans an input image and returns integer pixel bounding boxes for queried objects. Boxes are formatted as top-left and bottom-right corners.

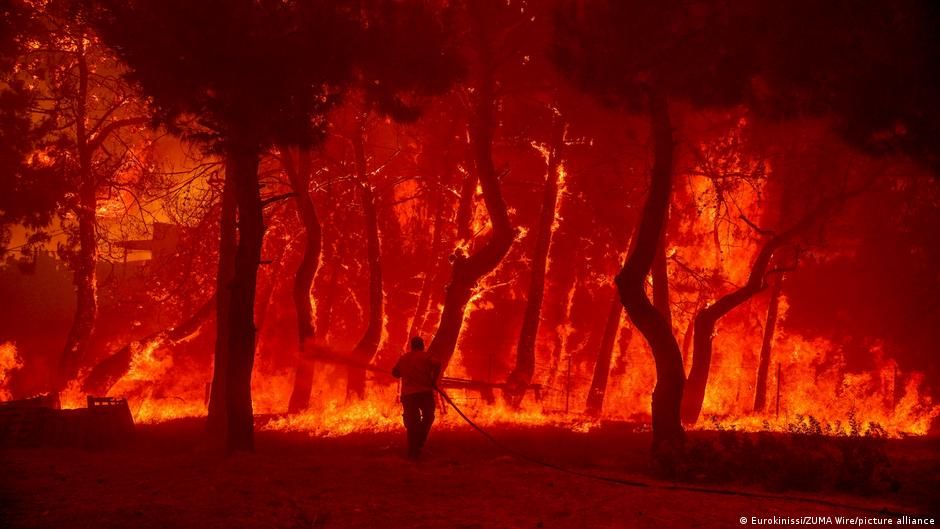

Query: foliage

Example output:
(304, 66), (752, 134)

(678, 416), (898, 494)
(91, 0), (460, 150)
(0, 83), (62, 253)
(554, 0), (940, 170)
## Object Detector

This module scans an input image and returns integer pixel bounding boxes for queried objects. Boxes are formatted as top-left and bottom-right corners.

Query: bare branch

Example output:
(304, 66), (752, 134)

(261, 192), (296, 207)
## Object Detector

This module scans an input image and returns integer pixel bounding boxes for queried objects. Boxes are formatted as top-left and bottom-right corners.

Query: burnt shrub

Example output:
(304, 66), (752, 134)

(674, 415), (897, 493)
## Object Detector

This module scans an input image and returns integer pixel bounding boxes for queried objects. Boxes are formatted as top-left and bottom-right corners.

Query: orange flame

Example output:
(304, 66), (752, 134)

(0, 342), (23, 401)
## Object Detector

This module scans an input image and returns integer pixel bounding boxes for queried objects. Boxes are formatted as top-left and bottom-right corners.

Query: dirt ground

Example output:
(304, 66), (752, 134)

(1, 420), (937, 529)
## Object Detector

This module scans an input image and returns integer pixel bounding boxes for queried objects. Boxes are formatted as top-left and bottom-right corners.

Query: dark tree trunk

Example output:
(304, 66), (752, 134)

(681, 237), (781, 425)
(283, 148), (322, 414)
(57, 39), (96, 393)
(206, 164), (237, 441)
(678, 185), (841, 426)
(374, 178), (407, 370)
(506, 116), (566, 398)
(613, 93), (685, 455)
(586, 291), (623, 415)
(60, 184), (97, 391)
(427, 29), (514, 371)
(315, 234), (345, 342)
(408, 178), (446, 340)
(544, 241), (580, 388)
(253, 222), (291, 358)
(652, 233), (672, 330)
(610, 323), (634, 378)
(347, 123), (384, 400)
(287, 348), (315, 415)
(258, 232), (291, 333)
(754, 273), (783, 412)
(680, 295), (702, 368)
(225, 144), (264, 452)
(312, 172), (340, 341)
(455, 166), (477, 243)
(81, 295), (215, 395)
(208, 140), (264, 452)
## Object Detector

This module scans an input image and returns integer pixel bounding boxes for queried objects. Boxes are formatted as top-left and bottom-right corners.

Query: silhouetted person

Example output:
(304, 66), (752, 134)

(392, 336), (441, 459)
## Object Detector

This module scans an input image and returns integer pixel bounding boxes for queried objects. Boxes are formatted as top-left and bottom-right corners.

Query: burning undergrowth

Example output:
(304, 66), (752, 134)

(24, 321), (936, 440)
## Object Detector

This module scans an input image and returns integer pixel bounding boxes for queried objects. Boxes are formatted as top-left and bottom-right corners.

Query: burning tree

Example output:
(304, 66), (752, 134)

(280, 146), (321, 413)
(423, 1), (531, 374)
(91, 0), (362, 451)
(554, 0), (939, 460)
(1, 0), (936, 469)
(554, 0), (747, 459)
(1, 0), (154, 394)
(91, 0), (457, 451)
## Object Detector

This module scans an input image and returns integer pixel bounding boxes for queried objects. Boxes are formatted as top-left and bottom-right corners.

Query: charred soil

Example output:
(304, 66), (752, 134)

(1, 419), (937, 528)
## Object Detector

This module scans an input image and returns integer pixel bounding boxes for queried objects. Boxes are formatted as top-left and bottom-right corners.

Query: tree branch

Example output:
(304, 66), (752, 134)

(261, 192), (296, 207)
(87, 117), (149, 152)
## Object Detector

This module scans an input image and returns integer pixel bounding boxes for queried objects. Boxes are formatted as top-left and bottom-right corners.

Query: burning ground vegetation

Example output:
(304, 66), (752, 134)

(4, 332), (936, 439)
(1, 0), (940, 526)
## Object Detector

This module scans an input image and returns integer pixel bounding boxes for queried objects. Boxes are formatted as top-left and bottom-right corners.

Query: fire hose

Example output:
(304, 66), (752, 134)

(429, 384), (910, 517)
(313, 349), (910, 516)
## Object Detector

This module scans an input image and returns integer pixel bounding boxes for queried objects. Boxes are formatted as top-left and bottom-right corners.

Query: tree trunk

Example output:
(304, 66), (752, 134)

(206, 164), (237, 441)
(544, 240), (580, 388)
(610, 323), (634, 378)
(680, 295), (702, 369)
(208, 140), (263, 452)
(455, 166), (477, 243)
(81, 295), (215, 395)
(254, 221), (291, 340)
(315, 234), (345, 342)
(680, 194), (833, 426)
(681, 238), (780, 425)
(754, 272), (783, 412)
(57, 38), (96, 393)
(652, 233), (672, 330)
(59, 184), (97, 391)
(506, 116), (566, 399)
(283, 148), (322, 414)
(374, 179), (407, 371)
(426, 33), (514, 372)
(347, 122), (384, 400)
(408, 178), (446, 340)
(586, 291), (623, 415)
(613, 93), (685, 455)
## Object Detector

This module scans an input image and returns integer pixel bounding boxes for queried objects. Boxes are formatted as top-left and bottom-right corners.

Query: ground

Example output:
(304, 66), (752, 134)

(1, 419), (937, 529)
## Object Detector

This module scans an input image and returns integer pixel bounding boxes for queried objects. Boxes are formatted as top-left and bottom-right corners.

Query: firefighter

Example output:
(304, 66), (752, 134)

(392, 336), (441, 459)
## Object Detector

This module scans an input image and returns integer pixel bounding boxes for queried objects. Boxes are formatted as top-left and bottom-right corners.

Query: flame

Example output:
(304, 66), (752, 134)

(0, 342), (23, 401)
(468, 182), (490, 242)
(530, 141), (552, 165)
(126, 339), (173, 381)
(50, 311), (936, 437)
(59, 376), (86, 409)
(32, 112), (933, 441)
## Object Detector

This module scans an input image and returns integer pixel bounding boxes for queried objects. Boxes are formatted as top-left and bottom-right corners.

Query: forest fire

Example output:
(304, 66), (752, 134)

(2, 0), (939, 527)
